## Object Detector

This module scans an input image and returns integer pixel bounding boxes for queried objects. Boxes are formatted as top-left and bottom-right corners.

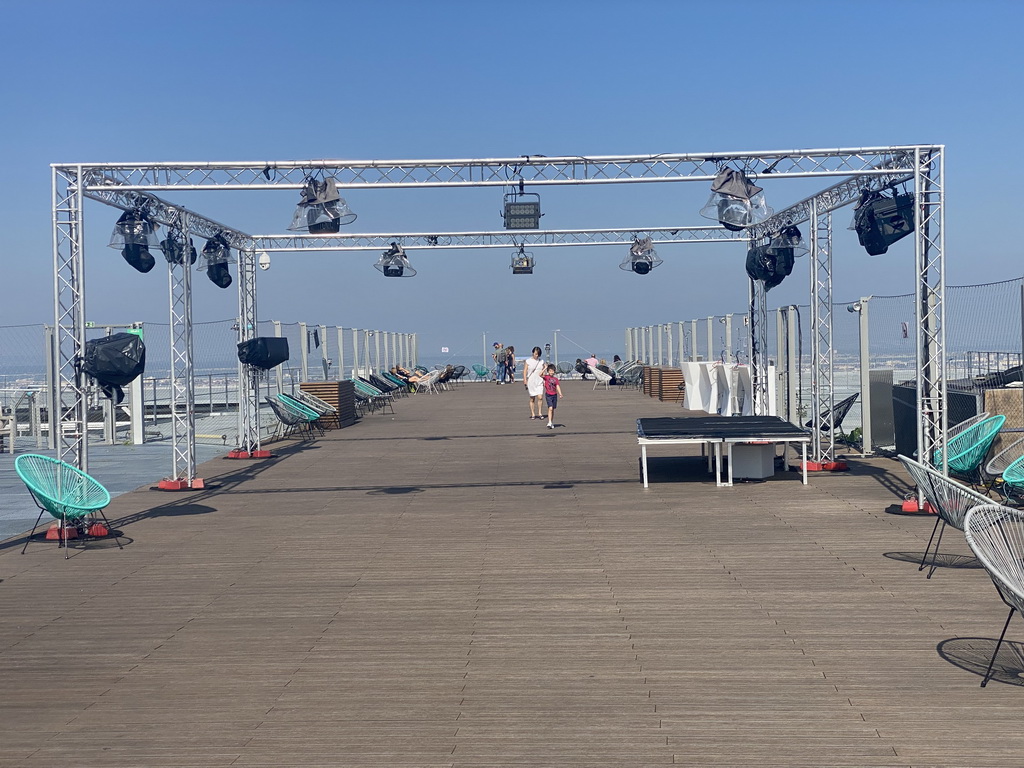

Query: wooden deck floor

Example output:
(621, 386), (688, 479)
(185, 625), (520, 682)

(1, 380), (1022, 767)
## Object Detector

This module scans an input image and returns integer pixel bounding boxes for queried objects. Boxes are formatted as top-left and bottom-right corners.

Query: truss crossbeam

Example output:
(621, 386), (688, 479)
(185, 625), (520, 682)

(83, 186), (255, 250)
(65, 147), (930, 191)
(255, 227), (747, 252)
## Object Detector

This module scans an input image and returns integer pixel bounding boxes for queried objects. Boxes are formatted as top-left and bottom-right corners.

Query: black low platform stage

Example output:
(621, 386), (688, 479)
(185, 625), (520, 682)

(637, 415), (811, 487)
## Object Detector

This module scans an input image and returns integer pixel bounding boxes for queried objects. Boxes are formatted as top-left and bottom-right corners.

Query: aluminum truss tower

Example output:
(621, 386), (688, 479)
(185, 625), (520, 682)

(167, 211), (197, 486)
(53, 145), (945, 476)
(808, 201), (836, 464)
(51, 166), (89, 470)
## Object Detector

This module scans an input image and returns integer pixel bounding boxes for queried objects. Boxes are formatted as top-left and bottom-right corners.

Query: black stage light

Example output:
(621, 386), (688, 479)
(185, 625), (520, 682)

(699, 167), (773, 231)
(374, 242), (416, 278)
(201, 233), (233, 289)
(109, 208), (160, 273)
(159, 228), (198, 266)
(288, 176), (356, 233)
(851, 188), (915, 255)
(620, 236), (663, 275)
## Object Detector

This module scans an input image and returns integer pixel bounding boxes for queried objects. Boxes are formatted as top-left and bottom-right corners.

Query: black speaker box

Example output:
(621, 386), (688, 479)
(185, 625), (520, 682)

(238, 337), (290, 370)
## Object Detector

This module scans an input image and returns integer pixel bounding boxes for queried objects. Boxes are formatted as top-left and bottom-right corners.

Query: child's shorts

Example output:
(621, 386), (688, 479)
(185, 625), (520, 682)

(545, 393), (558, 408)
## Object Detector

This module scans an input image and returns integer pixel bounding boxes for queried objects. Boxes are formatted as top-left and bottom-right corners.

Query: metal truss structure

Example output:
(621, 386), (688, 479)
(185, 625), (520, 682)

(255, 226), (746, 253)
(52, 145), (945, 477)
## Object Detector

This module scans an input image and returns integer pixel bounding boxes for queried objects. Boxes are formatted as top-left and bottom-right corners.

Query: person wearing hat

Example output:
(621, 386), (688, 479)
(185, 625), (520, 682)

(492, 342), (507, 385)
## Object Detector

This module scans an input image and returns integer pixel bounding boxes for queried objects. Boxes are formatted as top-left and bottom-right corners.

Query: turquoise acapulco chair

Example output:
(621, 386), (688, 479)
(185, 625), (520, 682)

(934, 414), (1005, 487)
(16, 453), (123, 558)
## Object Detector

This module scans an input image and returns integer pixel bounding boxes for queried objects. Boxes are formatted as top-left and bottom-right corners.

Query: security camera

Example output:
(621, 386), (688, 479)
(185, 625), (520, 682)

(258, 252), (271, 271)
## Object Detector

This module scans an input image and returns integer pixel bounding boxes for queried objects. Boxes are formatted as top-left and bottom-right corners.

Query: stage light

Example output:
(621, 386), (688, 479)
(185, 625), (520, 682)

(158, 228), (198, 266)
(288, 176), (356, 233)
(510, 246), (535, 275)
(699, 167), (773, 231)
(766, 224), (808, 258)
(258, 251), (271, 271)
(745, 224), (806, 291)
(199, 233), (234, 289)
(850, 188), (915, 255)
(374, 242), (416, 278)
(109, 208), (160, 273)
(620, 236), (663, 275)
(503, 188), (541, 229)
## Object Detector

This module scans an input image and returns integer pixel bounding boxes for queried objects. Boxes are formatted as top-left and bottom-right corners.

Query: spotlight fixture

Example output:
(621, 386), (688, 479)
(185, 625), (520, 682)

(510, 246), (535, 275)
(199, 233), (234, 289)
(503, 184), (542, 230)
(850, 187), (915, 255)
(109, 207), (160, 273)
(620, 236), (663, 275)
(288, 176), (356, 233)
(158, 228), (198, 266)
(374, 242), (416, 278)
(766, 224), (808, 259)
(699, 167), (773, 231)
(746, 224), (807, 291)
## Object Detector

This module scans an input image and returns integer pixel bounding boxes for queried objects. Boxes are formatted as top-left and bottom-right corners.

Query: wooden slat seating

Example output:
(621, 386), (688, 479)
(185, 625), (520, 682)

(299, 381), (357, 427)
(897, 454), (993, 579)
(964, 504), (1024, 686)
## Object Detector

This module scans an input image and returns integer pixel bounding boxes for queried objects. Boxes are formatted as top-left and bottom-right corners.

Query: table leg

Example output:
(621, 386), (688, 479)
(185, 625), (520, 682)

(726, 443), (734, 487)
(642, 445), (649, 488)
(802, 442), (808, 485)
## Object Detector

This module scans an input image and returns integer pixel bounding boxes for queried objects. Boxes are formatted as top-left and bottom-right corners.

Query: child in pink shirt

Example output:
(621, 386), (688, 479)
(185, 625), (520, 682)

(540, 364), (564, 429)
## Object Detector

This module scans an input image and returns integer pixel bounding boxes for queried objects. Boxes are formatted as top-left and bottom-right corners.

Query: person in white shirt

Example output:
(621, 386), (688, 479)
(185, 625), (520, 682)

(522, 346), (546, 419)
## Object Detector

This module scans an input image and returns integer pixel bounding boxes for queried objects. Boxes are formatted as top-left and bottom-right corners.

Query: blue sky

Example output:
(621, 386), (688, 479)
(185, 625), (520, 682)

(1, 0), (1021, 363)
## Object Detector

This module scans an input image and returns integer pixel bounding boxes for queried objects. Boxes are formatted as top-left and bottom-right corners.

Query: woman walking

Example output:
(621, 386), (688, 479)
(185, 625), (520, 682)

(523, 346), (545, 419)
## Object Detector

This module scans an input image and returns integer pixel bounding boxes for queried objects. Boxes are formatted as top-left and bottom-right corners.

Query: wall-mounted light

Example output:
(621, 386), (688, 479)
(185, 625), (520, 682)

(620, 236), (663, 275)
(109, 208), (160, 273)
(699, 167), (773, 231)
(374, 242), (416, 278)
(288, 176), (356, 233)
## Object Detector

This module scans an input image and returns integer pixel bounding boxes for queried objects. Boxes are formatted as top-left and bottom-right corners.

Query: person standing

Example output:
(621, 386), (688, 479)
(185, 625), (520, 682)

(493, 342), (507, 385)
(541, 363), (564, 429)
(523, 346), (545, 419)
(505, 346), (517, 383)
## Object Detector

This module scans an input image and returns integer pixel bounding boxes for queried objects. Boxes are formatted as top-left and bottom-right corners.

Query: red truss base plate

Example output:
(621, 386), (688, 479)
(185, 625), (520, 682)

(804, 461), (850, 472)
(226, 449), (275, 459)
(45, 524), (78, 540)
(158, 477), (205, 491)
(902, 498), (937, 514)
